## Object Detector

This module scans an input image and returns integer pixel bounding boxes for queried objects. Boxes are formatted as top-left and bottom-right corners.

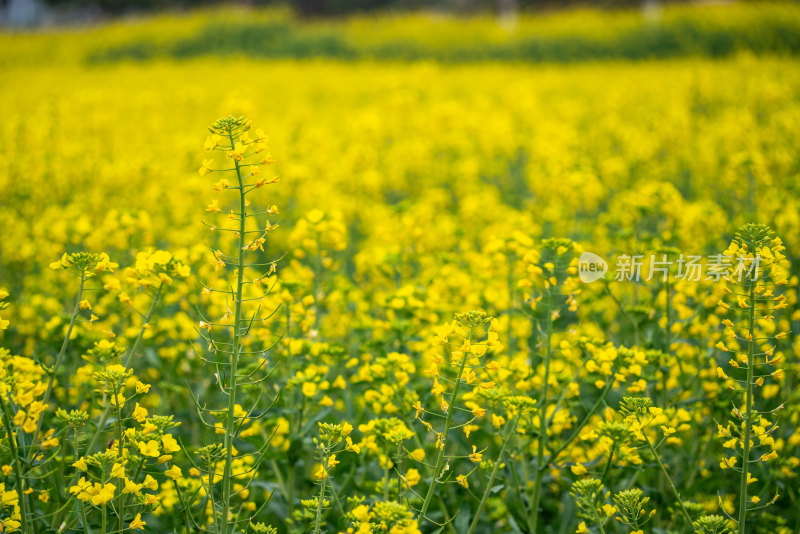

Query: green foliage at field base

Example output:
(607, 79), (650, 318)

(83, 3), (800, 64)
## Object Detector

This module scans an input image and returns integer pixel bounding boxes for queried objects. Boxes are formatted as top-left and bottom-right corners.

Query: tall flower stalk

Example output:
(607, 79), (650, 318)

(467, 396), (535, 534)
(192, 116), (281, 533)
(31, 252), (117, 461)
(714, 223), (789, 534)
(310, 422), (354, 533)
(525, 238), (579, 532)
(416, 310), (501, 526)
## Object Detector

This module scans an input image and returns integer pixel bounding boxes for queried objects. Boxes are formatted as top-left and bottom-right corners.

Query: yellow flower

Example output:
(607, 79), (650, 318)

(123, 478), (143, 495)
(72, 458), (88, 471)
(110, 462), (125, 478)
(570, 464), (587, 476)
(492, 414), (506, 429)
(326, 454), (339, 470)
(142, 474), (158, 491)
(0, 489), (16, 507)
(133, 403), (148, 423)
(468, 445), (483, 463)
(352, 504), (370, 522)
(345, 436), (360, 454)
(164, 465), (183, 481)
(91, 483), (116, 506)
(760, 450), (778, 462)
(130, 513), (147, 530)
(199, 159), (214, 175)
(409, 449), (425, 462)
(162, 433), (181, 453)
(313, 465), (328, 480)
(302, 382), (317, 397)
(433, 322), (454, 345)
(403, 468), (421, 487)
(137, 440), (160, 458)
(69, 477), (92, 498)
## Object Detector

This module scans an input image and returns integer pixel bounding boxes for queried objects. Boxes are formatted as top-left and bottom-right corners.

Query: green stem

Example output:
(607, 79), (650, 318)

(661, 278), (672, 406)
(28, 272), (85, 462)
(467, 415), (519, 534)
(173, 474), (194, 534)
(313, 447), (330, 534)
(221, 125), (247, 534)
(418, 329), (473, 523)
(79, 501), (91, 534)
(603, 281), (640, 347)
(114, 390), (124, 533)
(530, 292), (553, 533)
(546, 378), (614, 468)
(287, 459), (296, 524)
(599, 442), (616, 486)
(507, 252), (516, 355)
(643, 430), (693, 526)
(207, 458), (220, 534)
(591, 505), (607, 534)
(737, 281), (756, 534)
(79, 287), (163, 459)
(121, 286), (163, 369)
(0, 392), (30, 534)
(101, 465), (107, 534)
(507, 452), (535, 532)
(384, 455), (390, 501)
(74, 432), (92, 534)
(328, 478), (347, 518)
(287, 395), (305, 525)
(52, 287), (163, 531)
(267, 459), (288, 507)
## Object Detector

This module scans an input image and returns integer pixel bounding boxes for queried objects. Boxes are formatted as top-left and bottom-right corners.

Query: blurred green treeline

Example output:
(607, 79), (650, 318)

(81, 2), (800, 64)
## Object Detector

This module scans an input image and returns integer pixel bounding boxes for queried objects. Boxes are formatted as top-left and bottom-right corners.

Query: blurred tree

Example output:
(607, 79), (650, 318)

(3, 0), (43, 25)
(0, 0), (706, 22)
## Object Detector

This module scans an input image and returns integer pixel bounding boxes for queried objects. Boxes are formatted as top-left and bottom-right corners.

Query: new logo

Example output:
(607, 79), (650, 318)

(579, 252), (608, 283)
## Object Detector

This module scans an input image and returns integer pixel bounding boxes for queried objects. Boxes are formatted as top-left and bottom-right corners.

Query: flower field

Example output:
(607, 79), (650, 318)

(1, 4), (800, 534)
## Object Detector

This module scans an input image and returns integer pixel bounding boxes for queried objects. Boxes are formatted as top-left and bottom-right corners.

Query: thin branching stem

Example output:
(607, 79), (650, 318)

(28, 272), (85, 462)
(221, 124), (247, 534)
